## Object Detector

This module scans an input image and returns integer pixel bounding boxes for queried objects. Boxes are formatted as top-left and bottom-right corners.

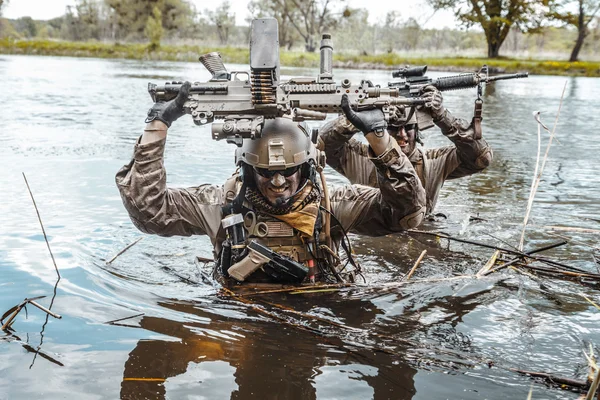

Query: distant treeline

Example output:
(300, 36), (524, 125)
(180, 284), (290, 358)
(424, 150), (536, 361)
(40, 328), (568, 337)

(0, 0), (599, 61)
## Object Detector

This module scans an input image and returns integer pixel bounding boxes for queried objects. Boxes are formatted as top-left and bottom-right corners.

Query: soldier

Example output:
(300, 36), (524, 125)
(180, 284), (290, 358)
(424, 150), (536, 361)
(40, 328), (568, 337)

(116, 82), (426, 285)
(319, 86), (493, 216)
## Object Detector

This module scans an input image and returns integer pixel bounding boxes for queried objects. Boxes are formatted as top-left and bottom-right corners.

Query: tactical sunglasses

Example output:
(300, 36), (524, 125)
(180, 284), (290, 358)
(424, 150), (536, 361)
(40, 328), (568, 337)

(389, 124), (417, 137)
(254, 165), (301, 178)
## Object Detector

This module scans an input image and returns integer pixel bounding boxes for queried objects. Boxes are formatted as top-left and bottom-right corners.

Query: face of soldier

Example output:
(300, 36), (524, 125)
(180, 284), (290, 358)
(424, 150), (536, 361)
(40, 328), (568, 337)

(390, 124), (417, 156)
(253, 166), (302, 207)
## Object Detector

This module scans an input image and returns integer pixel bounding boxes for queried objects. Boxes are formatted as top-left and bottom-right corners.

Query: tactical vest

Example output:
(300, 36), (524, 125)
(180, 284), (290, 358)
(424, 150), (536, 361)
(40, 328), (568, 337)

(215, 173), (352, 285)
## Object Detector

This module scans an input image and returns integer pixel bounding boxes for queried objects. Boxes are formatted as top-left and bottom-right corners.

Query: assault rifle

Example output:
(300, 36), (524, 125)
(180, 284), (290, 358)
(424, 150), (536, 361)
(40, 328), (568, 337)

(148, 18), (426, 145)
(388, 65), (528, 130)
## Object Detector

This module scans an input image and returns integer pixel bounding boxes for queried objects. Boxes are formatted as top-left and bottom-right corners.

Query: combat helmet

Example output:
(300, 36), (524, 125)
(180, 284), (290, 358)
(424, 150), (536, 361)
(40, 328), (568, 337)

(236, 118), (317, 170)
(388, 105), (423, 145)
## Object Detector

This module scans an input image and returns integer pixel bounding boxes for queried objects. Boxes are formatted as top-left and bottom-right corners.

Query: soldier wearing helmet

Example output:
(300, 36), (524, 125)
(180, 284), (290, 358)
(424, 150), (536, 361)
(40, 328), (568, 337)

(116, 82), (426, 285)
(319, 85), (493, 216)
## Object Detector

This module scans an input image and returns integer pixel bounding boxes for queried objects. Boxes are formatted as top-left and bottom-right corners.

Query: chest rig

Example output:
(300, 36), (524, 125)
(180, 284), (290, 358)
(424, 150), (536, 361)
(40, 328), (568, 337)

(215, 171), (349, 285)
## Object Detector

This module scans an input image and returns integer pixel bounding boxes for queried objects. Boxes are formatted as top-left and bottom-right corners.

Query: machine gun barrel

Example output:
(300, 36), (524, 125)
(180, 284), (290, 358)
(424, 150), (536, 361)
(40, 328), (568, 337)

(487, 72), (529, 82)
(148, 82), (228, 102)
(431, 71), (529, 92)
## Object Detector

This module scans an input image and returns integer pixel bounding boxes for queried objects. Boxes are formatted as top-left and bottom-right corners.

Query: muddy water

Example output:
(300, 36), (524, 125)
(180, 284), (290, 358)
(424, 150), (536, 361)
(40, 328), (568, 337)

(1, 54), (599, 399)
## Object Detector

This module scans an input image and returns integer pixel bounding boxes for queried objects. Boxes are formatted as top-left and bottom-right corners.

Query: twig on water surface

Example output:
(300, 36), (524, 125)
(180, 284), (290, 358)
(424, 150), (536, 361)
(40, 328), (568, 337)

(409, 230), (578, 274)
(106, 237), (144, 264)
(483, 240), (568, 276)
(1, 296), (61, 331)
(519, 82), (567, 251)
(104, 313), (145, 325)
(27, 300), (62, 319)
(476, 250), (500, 278)
(402, 250), (427, 281)
(512, 368), (589, 390)
(585, 367), (600, 400)
(23, 173), (60, 280)
(579, 293), (600, 311)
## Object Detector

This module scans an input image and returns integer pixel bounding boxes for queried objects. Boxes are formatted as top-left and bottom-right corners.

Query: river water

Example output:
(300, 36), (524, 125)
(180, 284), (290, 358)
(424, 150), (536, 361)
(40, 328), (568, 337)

(1, 54), (599, 399)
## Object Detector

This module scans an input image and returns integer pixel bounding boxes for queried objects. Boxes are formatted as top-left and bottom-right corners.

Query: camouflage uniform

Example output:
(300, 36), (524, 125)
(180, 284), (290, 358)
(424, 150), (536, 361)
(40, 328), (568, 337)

(319, 110), (493, 215)
(115, 136), (426, 281)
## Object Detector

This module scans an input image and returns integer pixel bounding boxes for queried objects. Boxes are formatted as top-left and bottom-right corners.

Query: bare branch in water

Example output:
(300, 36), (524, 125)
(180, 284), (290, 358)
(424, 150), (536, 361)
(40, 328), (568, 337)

(403, 250), (427, 281)
(519, 82), (567, 251)
(106, 237), (144, 264)
(22, 173), (60, 279)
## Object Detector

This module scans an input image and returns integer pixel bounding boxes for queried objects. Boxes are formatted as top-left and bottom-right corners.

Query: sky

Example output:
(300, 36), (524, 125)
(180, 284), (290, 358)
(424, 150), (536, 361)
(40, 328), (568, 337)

(3, 0), (458, 29)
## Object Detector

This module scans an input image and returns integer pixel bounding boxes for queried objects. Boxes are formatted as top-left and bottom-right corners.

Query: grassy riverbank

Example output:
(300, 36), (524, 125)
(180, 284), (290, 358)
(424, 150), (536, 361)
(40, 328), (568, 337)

(2, 38), (600, 77)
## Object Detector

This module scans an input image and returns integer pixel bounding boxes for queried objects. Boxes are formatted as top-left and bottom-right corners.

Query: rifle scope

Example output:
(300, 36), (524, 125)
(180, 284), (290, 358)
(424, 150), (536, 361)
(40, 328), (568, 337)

(392, 65), (427, 78)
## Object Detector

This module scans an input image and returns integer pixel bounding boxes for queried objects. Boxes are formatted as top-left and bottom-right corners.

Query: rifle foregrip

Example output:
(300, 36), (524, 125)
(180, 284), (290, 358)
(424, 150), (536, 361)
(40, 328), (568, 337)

(433, 74), (479, 91)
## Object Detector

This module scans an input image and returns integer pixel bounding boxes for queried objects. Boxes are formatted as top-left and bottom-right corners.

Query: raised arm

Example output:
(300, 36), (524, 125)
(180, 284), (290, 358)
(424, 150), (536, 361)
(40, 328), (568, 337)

(115, 82), (224, 240)
(421, 86), (493, 180)
(329, 95), (426, 235)
(318, 115), (377, 187)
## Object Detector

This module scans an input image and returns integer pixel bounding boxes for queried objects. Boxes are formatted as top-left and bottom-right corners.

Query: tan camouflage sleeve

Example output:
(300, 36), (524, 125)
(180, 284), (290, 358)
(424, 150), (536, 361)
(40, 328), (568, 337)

(115, 137), (224, 239)
(319, 115), (377, 187)
(430, 109), (493, 180)
(329, 139), (426, 235)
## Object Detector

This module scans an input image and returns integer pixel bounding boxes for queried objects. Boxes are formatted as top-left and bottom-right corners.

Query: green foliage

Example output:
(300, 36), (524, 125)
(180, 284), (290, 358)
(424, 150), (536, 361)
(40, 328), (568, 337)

(428, 0), (548, 57)
(0, 18), (21, 39)
(145, 6), (164, 50)
(203, 1), (236, 45)
(1, 38), (599, 76)
(252, 0), (348, 52)
(106, 0), (194, 41)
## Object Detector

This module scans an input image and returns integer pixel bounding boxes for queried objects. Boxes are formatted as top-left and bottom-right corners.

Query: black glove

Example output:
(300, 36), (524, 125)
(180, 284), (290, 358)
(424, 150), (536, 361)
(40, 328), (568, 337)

(341, 94), (387, 134)
(145, 81), (191, 127)
(421, 85), (445, 120)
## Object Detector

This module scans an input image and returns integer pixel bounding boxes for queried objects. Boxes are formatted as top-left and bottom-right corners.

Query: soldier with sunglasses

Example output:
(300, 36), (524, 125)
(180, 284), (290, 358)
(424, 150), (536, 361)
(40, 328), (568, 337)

(116, 82), (426, 285)
(319, 85), (493, 216)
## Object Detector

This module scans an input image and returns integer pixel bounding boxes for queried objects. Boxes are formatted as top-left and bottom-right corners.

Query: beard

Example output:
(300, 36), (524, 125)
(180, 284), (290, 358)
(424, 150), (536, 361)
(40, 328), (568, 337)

(274, 196), (292, 208)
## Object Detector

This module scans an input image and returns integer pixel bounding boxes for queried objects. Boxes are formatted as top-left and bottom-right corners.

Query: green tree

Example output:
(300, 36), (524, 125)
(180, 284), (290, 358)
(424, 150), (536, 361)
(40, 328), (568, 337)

(248, 0), (299, 49)
(382, 11), (401, 53)
(204, 0), (235, 45)
(547, 0), (600, 61)
(15, 16), (37, 38)
(105, 0), (193, 41)
(428, 0), (546, 58)
(280, 0), (347, 52)
(145, 5), (163, 48)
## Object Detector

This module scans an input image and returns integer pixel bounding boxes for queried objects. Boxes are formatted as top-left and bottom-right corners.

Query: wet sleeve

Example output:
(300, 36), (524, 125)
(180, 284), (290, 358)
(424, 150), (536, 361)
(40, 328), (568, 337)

(319, 115), (378, 187)
(115, 137), (223, 238)
(431, 109), (493, 180)
(329, 140), (426, 235)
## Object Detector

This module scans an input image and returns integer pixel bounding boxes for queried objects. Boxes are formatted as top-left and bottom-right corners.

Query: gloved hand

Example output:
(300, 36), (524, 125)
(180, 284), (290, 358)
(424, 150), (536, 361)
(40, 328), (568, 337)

(421, 85), (445, 120)
(145, 81), (191, 127)
(341, 94), (387, 134)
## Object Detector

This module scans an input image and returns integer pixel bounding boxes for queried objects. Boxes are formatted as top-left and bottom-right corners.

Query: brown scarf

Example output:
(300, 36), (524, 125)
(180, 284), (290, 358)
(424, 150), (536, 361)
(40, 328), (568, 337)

(246, 182), (321, 237)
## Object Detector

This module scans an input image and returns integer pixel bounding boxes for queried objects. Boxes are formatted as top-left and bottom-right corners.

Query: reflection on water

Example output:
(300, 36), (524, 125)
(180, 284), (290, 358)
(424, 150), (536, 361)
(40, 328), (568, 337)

(1, 54), (600, 399)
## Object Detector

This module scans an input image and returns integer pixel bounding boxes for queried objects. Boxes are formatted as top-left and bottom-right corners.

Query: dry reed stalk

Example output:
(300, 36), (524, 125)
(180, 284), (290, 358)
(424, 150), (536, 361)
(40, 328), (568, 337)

(585, 368), (600, 400)
(519, 111), (543, 251)
(579, 293), (600, 311)
(476, 250), (500, 278)
(518, 82), (567, 251)
(403, 250), (427, 281)
(23, 173), (60, 279)
(106, 237), (144, 264)
(28, 300), (62, 319)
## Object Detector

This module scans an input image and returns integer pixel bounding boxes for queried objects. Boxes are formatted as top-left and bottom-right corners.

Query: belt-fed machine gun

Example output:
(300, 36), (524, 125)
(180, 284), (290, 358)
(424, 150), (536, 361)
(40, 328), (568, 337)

(388, 65), (529, 131)
(148, 18), (426, 144)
